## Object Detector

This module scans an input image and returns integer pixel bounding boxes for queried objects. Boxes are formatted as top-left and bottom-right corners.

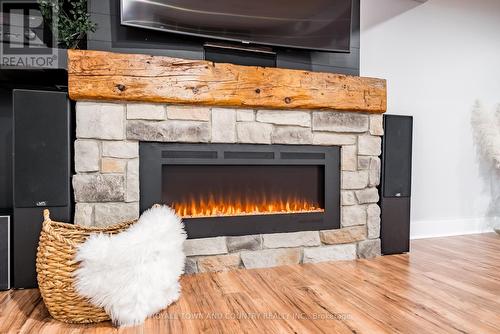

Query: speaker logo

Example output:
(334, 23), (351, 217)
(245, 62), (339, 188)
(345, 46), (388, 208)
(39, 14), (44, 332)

(0, 0), (58, 68)
(36, 201), (48, 207)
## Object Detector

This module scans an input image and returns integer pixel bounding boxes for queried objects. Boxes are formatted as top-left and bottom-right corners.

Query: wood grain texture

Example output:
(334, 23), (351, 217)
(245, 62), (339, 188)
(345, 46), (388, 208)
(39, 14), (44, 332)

(2, 233), (499, 333)
(67, 50), (387, 113)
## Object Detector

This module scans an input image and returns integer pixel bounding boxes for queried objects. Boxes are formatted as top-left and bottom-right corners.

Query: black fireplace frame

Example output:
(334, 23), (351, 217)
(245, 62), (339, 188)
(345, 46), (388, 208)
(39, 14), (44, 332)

(140, 143), (340, 239)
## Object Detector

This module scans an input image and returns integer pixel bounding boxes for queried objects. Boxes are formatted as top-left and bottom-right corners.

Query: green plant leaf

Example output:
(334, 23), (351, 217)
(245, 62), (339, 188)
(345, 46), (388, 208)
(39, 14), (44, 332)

(37, 0), (97, 49)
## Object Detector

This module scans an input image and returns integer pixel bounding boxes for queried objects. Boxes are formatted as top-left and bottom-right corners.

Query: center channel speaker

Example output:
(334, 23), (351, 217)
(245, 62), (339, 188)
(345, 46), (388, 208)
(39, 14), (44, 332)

(12, 89), (72, 288)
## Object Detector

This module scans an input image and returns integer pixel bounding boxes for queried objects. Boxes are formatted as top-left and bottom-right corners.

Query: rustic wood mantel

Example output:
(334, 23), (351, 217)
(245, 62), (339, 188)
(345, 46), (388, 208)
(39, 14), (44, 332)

(68, 50), (386, 113)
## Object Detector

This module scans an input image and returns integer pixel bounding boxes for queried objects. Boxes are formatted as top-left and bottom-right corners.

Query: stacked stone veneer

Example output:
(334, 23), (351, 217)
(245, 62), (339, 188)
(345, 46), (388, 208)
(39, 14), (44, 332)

(73, 102), (383, 274)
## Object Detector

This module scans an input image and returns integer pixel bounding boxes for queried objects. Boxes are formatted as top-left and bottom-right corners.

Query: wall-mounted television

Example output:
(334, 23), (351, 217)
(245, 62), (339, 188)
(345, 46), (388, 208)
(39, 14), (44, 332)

(120, 0), (353, 53)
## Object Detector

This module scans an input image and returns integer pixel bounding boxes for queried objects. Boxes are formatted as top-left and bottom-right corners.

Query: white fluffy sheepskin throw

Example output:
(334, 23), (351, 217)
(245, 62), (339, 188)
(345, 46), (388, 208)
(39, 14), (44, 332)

(74, 205), (186, 327)
(471, 101), (500, 169)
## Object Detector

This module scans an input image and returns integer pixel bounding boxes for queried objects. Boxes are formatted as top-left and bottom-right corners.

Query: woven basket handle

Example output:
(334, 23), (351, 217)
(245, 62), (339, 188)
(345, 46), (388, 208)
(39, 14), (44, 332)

(43, 209), (51, 223)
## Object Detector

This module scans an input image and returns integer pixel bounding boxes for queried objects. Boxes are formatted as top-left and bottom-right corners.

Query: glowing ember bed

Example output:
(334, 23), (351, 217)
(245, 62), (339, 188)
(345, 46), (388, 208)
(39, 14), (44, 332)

(140, 143), (340, 238)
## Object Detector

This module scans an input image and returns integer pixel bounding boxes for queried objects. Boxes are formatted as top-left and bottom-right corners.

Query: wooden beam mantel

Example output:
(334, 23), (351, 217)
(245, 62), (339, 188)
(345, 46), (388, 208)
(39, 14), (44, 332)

(68, 50), (386, 113)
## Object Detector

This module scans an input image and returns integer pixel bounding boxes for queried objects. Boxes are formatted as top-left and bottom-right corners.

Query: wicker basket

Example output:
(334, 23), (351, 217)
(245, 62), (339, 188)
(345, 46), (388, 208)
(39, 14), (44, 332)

(36, 209), (137, 323)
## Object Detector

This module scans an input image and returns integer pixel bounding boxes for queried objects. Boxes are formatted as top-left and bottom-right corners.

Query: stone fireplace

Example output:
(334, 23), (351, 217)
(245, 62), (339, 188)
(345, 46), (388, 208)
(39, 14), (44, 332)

(69, 50), (386, 274)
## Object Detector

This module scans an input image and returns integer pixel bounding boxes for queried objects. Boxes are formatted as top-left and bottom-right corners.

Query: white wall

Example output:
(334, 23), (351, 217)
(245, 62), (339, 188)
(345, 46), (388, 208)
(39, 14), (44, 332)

(360, 0), (500, 238)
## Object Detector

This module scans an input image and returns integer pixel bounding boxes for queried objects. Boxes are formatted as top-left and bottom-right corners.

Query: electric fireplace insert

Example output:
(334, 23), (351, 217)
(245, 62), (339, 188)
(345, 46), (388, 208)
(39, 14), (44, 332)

(140, 143), (340, 238)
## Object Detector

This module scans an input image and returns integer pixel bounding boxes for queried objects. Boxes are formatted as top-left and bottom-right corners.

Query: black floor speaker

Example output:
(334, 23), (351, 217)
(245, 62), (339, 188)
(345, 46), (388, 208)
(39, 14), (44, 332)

(379, 115), (413, 255)
(12, 89), (72, 288)
(0, 216), (10, 290)
(0, 87), (13, 215)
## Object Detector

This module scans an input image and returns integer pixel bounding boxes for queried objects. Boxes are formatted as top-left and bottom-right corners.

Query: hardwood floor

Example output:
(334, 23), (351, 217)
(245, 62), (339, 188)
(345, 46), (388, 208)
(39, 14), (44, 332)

(1, 233), (499, 333)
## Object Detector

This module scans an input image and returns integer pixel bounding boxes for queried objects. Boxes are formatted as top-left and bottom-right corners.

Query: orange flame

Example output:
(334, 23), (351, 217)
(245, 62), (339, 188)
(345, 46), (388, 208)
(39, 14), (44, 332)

(172, 194), (323, 218)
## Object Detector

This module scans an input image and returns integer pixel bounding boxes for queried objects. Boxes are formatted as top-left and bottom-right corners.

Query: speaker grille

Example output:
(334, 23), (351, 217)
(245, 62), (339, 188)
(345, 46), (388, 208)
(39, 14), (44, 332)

(13, 90), (69, 208)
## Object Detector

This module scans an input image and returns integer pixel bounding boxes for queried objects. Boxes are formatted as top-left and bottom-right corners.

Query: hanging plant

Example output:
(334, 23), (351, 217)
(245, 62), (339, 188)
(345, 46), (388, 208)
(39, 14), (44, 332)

(38, 0), (97, 49)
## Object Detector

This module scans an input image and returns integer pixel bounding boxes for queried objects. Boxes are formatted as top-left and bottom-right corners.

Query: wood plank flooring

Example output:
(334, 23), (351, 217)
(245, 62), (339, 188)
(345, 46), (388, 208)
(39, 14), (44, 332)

(1, 233), (499, 333)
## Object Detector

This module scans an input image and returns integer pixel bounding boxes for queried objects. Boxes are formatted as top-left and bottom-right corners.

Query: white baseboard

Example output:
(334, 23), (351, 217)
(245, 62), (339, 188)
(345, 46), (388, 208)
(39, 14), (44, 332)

(410, 217), (496, 239)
